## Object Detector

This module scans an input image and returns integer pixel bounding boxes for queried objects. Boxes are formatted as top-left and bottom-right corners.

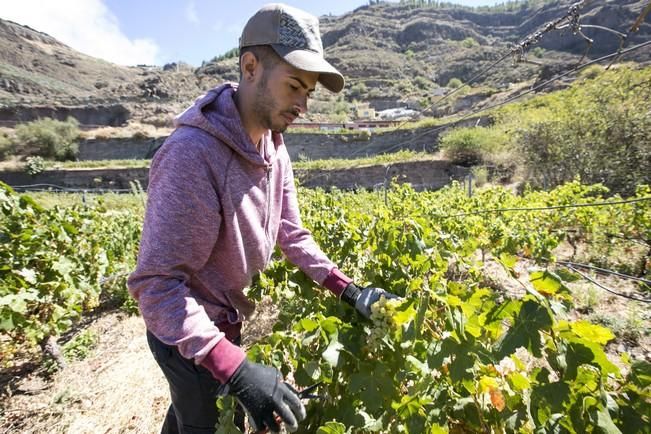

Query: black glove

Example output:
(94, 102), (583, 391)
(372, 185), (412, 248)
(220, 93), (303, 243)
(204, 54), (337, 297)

(341, 283), (401, 318)
(227, 359), (306, 433)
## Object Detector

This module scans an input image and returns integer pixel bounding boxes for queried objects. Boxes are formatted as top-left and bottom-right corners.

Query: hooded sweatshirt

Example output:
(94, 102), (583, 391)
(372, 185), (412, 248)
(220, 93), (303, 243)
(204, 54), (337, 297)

(127, 84), (351, 382)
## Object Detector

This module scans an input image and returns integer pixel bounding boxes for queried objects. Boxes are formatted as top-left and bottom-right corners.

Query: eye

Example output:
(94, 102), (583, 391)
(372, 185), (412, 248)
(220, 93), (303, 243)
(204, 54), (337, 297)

(289, 83), (299, 91)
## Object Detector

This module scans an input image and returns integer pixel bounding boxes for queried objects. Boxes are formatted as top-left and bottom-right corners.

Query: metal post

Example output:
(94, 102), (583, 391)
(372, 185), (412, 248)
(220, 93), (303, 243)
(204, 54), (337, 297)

(384, 165), (392, 206)
(468, 173), (473, 197)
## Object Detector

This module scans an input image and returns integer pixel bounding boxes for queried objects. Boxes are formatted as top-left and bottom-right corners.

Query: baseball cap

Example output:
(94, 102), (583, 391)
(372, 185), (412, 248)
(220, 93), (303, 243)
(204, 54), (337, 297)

(239, 3), (345, 93)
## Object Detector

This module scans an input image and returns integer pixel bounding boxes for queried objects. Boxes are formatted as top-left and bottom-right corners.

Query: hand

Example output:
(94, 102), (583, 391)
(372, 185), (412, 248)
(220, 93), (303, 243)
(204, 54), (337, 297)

(341, 283), (401, 318)
(227, 360), (306, 433)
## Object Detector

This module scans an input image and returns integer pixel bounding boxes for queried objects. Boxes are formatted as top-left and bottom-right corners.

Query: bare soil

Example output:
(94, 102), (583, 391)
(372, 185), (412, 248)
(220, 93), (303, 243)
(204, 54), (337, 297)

(0, 299), (279, 434)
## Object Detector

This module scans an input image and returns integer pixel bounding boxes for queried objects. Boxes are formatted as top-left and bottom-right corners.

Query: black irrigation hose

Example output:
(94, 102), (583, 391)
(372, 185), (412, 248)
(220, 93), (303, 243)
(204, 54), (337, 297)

(562, 264), (651, 303)
(557, 261), (651, 286)
(10, 183), (133, 193)
(433, 196), (651, 219)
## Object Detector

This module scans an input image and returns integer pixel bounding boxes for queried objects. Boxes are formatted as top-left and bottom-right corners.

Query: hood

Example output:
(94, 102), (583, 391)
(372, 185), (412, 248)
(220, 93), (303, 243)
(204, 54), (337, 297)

(174, 83), (282, 166)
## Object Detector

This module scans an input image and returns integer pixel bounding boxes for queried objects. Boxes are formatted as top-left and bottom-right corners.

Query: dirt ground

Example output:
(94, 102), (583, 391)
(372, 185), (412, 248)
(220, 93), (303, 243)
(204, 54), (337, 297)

(0, 299), (279, 434)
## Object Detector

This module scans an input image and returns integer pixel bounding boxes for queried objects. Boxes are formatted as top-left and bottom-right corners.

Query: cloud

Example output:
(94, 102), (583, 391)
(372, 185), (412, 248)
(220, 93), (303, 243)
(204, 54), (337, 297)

(185, 1), (200, 25)
(0, 0), (159, 66)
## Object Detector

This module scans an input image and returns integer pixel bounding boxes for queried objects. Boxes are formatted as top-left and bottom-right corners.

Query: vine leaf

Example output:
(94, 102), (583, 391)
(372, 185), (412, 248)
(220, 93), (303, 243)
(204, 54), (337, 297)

(322, 334), (344, 368)
(496, 299), (553, 358)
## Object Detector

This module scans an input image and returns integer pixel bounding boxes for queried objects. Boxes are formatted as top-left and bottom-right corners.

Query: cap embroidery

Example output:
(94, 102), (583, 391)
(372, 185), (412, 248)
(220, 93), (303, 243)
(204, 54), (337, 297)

(278, 12), (322, 53)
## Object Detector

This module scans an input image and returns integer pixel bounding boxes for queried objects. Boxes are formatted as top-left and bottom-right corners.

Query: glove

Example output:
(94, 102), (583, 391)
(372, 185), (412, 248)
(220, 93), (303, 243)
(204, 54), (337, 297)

(227, 359), (306, 433)
(341, 283), (400, 318)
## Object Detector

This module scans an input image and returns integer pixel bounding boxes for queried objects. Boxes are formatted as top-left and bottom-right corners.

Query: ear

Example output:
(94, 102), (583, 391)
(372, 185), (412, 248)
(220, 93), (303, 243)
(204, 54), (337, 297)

(240, 51), (260, 82)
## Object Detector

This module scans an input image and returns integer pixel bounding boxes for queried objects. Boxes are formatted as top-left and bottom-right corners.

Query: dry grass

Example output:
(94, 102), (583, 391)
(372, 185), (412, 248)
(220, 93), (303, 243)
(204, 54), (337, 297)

(80, 123), (172, 140)
(1, 313), (168, 434)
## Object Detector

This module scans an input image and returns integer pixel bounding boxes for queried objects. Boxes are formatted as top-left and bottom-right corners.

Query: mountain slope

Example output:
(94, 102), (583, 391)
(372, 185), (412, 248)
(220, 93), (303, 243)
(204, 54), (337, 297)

(0, 0), (649, 125)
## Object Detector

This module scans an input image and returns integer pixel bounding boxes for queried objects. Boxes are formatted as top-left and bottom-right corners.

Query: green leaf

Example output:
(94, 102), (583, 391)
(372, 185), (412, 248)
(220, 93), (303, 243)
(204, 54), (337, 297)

(316, 421), (346, 434)
(391, 394), (432, 419)
(0, 313), (14, 331)
(429, 425), (449, 434)
(19, 194), (44, 212)
(319, 316), (342, 335)
(565, 339), (619, 379)
(556, 268), (581, 282)
(590, 407), (622, 434)
(530, 270), (569, 297)
(570, 321), (615, 345)
(499, 252), (518, 271)
(350, 365), (394, 413)
(299, 318), (319, 332)
(565, 342), (596, 381)
(531, 382), (570, 426)
(450, 351), (474, 383)
(322, 335), (344, 368)
(497, 299), (553, 358)
(629, 360), (651, 388)
(304, 360), (321, 380)
(52, 256), (76, 277)
(507, 371), (531, 391)
(17, 268), (37, 285)
(406, 355), (429, 375)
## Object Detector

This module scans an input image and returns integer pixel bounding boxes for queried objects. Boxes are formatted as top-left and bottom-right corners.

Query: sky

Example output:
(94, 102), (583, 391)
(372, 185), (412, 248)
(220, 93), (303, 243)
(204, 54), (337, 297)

(1, 0), (503, 67)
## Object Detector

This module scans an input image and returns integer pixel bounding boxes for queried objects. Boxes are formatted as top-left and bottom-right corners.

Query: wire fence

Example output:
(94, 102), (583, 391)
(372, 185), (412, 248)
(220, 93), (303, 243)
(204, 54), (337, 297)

(432, 196), (651, 219)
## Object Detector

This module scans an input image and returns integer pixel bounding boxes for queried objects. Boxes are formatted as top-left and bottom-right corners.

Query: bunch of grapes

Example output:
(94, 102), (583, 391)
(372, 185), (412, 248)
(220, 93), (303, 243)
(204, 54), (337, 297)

(367, 297), (402, 351)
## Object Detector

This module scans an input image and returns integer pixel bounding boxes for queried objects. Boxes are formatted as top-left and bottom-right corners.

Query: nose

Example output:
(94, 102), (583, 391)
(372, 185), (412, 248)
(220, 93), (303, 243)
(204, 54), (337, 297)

(295, 94), (308, 114)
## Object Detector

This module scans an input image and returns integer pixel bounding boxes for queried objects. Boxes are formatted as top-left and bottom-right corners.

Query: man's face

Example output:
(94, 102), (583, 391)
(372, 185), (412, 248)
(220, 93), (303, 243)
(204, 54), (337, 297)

(252, 61), (318, 133)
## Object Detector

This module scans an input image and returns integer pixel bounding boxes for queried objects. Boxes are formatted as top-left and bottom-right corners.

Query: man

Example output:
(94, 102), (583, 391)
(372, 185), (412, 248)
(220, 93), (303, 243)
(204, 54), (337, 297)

(128, 3), (397, 433)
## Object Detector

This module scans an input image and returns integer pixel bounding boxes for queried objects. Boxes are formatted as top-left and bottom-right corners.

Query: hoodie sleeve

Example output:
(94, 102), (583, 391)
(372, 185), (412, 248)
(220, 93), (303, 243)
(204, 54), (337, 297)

(127, 137), (244, 373)
(276, 159), (352, 296)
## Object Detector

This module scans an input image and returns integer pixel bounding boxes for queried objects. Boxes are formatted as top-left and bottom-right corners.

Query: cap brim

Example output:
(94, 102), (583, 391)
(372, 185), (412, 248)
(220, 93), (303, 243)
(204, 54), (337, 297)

(271, 44), (344, 93)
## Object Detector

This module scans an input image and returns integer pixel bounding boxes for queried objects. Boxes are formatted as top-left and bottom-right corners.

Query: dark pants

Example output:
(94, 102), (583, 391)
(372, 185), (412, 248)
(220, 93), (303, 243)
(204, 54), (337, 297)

(146, 324), (244, 434)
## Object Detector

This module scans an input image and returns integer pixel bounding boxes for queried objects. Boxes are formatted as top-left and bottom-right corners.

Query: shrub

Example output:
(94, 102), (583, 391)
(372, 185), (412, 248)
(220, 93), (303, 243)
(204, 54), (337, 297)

(413, 76), (430, 90)
(0, 131), (14, 161)
(447, 77), (463, 89)
(440, 126), (512, 166)
(210, 47), (239, 63)
(25, 156), (46, 175)
(506, 66), (651, 195)
(15, 117), (80, 160)
(471, 165), (489, 186)
(531, 47), (545, 58)
(578, 64), (604, 80)
(461, 37), (479, 49)
(349, 82), (368, 99)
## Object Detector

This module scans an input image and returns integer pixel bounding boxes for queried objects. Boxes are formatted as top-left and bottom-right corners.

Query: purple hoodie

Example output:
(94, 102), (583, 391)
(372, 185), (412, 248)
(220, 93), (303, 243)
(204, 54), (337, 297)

(127, 83), (351, 381)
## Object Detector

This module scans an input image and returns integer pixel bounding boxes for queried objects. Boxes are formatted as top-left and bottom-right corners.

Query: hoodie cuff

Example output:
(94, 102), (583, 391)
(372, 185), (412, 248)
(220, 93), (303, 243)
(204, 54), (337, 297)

(201, 337), (247, 384)
(322, 267), (353, 297)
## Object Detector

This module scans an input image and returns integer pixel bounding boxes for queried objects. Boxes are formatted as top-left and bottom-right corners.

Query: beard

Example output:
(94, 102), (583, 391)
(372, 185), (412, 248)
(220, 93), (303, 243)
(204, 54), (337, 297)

(252, 73), (295, 133)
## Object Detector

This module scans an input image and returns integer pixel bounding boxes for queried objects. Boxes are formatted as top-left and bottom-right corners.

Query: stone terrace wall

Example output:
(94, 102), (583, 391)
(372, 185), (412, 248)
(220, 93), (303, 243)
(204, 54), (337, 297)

(1, 160), (469, 191)
(78, 137), (166, 160)
(295, 160), (469, 191)
(75, 116), (491, 161)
